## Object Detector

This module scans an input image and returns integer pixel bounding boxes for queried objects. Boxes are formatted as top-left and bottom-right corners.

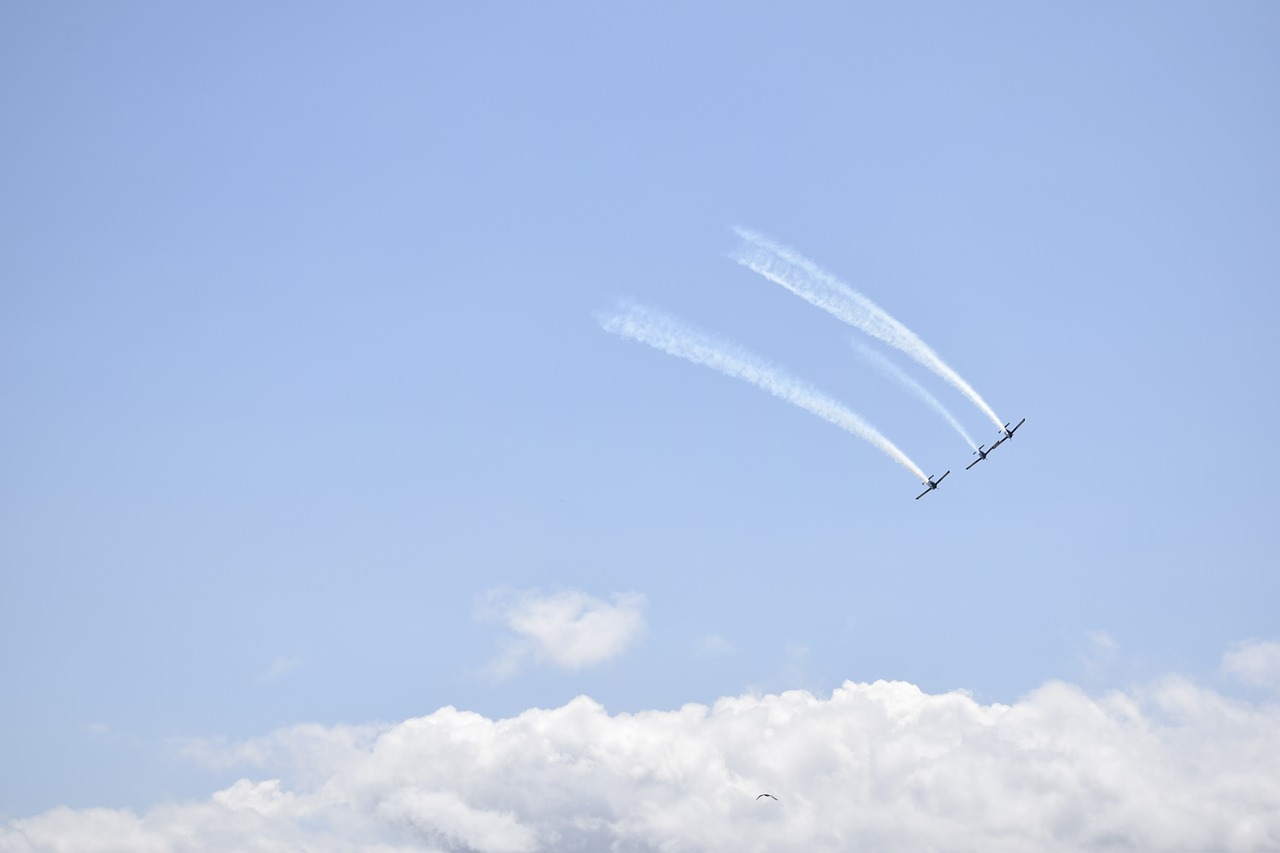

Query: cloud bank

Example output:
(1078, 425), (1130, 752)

(480, 589), (646, 678)
(5, 675), (1279, 852)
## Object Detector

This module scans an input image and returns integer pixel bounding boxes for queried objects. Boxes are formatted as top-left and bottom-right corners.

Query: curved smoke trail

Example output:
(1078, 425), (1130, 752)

(731, 227), (1005, 432)
(600, 301), (927, 482)
(851, 339), (979, 452)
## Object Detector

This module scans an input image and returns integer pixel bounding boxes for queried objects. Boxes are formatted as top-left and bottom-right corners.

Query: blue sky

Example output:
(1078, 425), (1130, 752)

(3, 3), (1279, 848)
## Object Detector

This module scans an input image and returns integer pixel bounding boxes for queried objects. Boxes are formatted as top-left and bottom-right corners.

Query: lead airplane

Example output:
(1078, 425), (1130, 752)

(997, 418), (1026, 443)
(965, 445), (993, 470)
(915, 470), (950, 500)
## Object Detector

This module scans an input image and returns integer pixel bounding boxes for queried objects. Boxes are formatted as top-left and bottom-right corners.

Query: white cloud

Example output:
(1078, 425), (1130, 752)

(695, 634), (735, 656)
(6, 671), (1280, 852)
(259, 656), (302, 684)
(1074, 628), (1119, 678)
(1222, 639), (1280, 688)
(377, 789), (536, 853)
(479, 588), (646, 678)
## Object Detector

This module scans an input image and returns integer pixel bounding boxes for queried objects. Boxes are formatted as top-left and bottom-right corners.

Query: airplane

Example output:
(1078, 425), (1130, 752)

(756, 793), (778, 801)
(997, 418), (1026, 442)
(915, 471), (950, 500)
(965, 445), (993, 470)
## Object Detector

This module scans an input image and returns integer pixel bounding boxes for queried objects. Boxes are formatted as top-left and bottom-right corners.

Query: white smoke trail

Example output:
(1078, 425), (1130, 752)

(600, 301), (927, 482)
(852, 339), (979, 451)
(731, 227), (1005, 432)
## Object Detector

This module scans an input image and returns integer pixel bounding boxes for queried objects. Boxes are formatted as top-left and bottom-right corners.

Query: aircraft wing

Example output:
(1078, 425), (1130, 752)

(936, 470), (951, 484)
(965, 458), (981, 470)
(915, 488), (931, 500)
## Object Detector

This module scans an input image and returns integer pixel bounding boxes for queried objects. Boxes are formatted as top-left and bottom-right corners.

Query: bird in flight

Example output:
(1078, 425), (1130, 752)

(756, 793), (778, 801)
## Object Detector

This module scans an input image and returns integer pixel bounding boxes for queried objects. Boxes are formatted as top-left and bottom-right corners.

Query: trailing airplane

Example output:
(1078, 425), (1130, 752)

(965, 445), (993, 470)
(915, 471), (950, 500)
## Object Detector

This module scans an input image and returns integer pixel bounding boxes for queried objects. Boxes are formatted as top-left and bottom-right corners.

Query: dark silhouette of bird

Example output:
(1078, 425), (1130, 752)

(756, 793), (778, 801)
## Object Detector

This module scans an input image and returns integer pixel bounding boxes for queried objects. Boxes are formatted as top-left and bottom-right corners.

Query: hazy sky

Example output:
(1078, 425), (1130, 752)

(3, 3), (1278, 849)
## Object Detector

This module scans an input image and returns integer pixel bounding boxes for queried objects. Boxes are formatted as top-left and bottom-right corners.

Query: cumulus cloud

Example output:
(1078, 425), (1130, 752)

(1222, 639), (1280, 688)
(6, 674), (1280, 852)
(479, 588), (646, 678)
